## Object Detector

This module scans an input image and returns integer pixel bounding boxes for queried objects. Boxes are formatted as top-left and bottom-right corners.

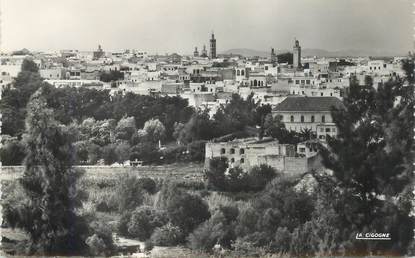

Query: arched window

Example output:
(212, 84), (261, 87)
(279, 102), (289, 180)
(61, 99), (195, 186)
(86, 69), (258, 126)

(240, 148), (245, 154)
(254, 80), (258, 86)
(240, 158), (245, 163)
(221, 148), (226, 154)
(311, 115), (315, 123)
(230, 148), (235, 154)
(290, 115), (294, 122)
(301, 115), (304, 122)
(321, 115), (326, 123)
(261, 81), (264, 86)
(241, 70), (245, 76)
(237, 70), (240, 76)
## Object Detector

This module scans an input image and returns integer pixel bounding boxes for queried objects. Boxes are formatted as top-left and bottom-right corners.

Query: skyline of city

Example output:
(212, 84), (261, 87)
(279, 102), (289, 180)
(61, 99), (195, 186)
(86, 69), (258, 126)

(0, 0), (412, 54)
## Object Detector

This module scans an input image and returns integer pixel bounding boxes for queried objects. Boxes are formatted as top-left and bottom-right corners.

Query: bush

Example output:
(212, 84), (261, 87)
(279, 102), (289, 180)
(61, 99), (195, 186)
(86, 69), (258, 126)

(115, 174), (145, 212)
(137, 177), (158, 195)
(206, 159), (278, 192)
(117, 212), (132, 237)
(248, 164), (278, 192)
(188, 210), (234, 252)
(127, 206), (169, 241)
(150, 223), (184, 246)
(87, 221), (116, 256)
(167, 192), (210, 234)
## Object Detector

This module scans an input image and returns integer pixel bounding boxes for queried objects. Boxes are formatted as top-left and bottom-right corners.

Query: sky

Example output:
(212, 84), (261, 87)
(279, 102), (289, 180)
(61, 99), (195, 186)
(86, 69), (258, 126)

(0, 0), (412, 54)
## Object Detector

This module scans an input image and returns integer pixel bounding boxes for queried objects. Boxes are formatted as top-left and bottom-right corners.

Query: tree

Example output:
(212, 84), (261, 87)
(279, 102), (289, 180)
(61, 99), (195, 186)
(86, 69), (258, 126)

(319, 60), (415, 255)
(214, 93), (258, 134)
(143, 118), (166, 143)
(0, 136), (26, 165)
(114, 116), (137, 141)
(177, 110), (220, 144)
(167, 192), (211, 234)
(127, 206), (169, 241)
(3, 89), (88, 255)
(0, 59), (45, 136)
(102, 144), (118, 165)
(256, 105), (272, 139)
(99, 70), (124, 82)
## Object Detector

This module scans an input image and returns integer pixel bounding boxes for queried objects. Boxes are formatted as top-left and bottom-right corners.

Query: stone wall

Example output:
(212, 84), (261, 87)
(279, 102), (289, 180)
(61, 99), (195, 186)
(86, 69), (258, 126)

(1, 163), (204, 181)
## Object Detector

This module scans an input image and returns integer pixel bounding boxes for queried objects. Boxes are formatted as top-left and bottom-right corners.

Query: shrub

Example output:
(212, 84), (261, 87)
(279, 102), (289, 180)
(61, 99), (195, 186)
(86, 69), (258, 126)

(188, 210), (234, 252)
(137, 177), (157, 195)
(150, 223), (184, 246)
(155, 180), (182, 209)
(87, 221), (116, 256)
(86, 234), (106, 256)
(205, 157), (228, 190)
(167, 192), (210, 234)
(206, 159), (278, 192)
(117, 212), (132, 237)
(127, 206), (169, 241)
(248, 164), (278, 192)
(115, 174), (145, 212)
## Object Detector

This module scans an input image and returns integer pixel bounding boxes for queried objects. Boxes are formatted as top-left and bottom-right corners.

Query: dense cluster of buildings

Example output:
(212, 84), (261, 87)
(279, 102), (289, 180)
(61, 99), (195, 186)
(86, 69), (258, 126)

(1, 33), (408, 175)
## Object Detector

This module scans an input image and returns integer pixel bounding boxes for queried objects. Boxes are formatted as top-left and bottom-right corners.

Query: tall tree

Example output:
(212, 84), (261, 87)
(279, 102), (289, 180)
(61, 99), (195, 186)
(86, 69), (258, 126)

(319, 59), (415, 254)
(3, 89), (88, 255)
(0, 59), (45, 136)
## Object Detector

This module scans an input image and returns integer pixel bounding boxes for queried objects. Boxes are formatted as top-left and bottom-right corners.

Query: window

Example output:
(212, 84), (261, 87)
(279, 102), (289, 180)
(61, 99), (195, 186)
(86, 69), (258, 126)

(240, 158), (245, 163)
(319, 135), (325, 139)
(321, 115), (325, 123)
(296, 80), (299, 84)
(330, 93), (333, 96)
(383, 64), (387, 68)
(239, 148), (245, 154)
(301, 115), (304, 122)
(321, 93), (323, 96)
(230, 148), (235, 154)
(241, 70), (245, 76)
(325, 128), (331, 132)
(311, 116), (315, 123)
(290, 115), (294, 122)
(265, 66), (268, 70)
(237, 70), (240, 76)
(299, 147), (305, 152)
(221, 148), (226, 154)
(306, 80), (310, 84)
(230, 158), (235, 163)
(302, 91), (305, 95)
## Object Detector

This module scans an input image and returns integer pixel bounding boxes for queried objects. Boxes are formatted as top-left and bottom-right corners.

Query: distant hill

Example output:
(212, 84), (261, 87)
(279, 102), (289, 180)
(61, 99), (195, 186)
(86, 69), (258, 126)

(222, 48), (405, 58)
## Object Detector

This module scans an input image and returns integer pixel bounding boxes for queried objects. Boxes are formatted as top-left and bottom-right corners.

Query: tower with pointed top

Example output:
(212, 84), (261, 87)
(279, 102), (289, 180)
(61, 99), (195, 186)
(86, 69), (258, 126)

(270, 48), (277, 65)
(193, 47), (199, 57)
(209, 32), (216, 59)
(293, 38), (301, 69)
(201, 45), (208, 57)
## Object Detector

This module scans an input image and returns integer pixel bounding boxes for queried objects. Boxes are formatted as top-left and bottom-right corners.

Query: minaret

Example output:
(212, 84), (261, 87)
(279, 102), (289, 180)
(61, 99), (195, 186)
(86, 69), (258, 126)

(201, 45), (208, 57)
(209, 32), (216, 59)
(270, 48), (277, 65)
(193, 47), (199, 57)
(293, 38), (301, 69)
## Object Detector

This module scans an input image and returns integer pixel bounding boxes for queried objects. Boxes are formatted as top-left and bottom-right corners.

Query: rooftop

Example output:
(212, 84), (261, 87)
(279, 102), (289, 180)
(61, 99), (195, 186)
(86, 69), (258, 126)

(273, 96), (344, 112)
